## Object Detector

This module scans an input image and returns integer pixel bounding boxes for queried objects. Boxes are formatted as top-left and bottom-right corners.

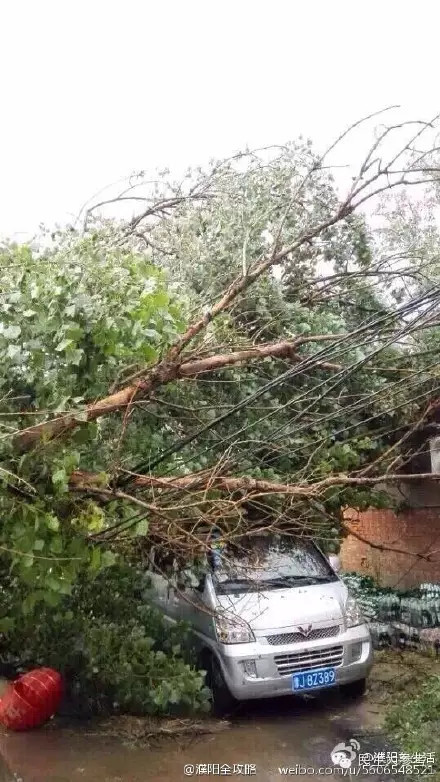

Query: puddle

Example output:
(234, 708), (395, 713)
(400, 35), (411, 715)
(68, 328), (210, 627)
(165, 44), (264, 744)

(0, 692), (392, 781)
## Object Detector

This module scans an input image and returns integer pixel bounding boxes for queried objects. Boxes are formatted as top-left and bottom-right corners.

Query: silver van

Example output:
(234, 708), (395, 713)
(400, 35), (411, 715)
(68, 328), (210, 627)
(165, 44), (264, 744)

(148, 534), (373, 713)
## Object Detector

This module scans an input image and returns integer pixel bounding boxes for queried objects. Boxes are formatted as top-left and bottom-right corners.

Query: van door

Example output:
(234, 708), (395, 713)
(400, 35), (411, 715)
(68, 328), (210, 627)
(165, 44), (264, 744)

(170, 574), (216, 640)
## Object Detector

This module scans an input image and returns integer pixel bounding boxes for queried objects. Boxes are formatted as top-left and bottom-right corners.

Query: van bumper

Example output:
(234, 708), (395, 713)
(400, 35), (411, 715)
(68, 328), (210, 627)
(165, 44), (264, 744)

(215, 624), (373, 701)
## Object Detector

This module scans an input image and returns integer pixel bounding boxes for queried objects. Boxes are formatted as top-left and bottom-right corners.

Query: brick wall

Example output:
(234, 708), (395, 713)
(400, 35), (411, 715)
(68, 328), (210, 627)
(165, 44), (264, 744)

(340, 508), (440, 589)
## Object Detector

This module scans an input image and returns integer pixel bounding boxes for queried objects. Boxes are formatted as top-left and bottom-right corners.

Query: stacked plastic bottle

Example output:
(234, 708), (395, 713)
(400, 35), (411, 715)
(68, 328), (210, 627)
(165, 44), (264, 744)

(342, 575), (440, 653)
(418, 583), (440, 651)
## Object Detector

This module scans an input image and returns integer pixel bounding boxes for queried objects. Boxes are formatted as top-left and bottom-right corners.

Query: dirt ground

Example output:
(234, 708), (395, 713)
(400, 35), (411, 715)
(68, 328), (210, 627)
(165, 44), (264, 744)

(366, 648), (439, 708)
(0, 651), (436, 781)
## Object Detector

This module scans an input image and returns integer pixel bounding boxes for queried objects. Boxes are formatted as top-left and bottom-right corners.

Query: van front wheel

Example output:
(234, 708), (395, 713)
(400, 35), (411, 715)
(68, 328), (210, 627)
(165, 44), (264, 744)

(209, 657), (237, 716)
(340, 678), (367, 699)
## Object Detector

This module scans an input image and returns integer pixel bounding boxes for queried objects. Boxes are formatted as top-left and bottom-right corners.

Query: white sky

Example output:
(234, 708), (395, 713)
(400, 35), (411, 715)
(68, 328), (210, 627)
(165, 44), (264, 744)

(1, 0), (440, 239)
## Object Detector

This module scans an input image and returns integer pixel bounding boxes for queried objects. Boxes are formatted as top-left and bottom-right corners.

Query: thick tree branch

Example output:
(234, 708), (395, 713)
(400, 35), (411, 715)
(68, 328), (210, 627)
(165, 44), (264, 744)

(15, 338), (342, 449)
(71, 469), (440, 498)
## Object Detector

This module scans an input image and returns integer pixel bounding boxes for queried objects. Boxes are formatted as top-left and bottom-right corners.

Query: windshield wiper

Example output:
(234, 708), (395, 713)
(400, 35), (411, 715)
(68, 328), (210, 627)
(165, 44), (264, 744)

(217, 574), (335, 592)
(217, 578), (255, 589)
(262, 575), (333, 586)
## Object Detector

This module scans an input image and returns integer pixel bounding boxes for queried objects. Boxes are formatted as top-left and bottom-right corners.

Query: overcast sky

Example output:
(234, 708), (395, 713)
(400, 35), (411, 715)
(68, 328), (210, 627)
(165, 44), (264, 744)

(1, 0), (439, 239)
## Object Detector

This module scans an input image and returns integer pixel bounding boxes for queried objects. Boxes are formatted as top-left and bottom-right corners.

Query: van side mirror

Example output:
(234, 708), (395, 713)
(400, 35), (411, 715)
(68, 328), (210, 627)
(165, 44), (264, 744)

(196, 575), (206, 593)
(329, 554), (341, 573)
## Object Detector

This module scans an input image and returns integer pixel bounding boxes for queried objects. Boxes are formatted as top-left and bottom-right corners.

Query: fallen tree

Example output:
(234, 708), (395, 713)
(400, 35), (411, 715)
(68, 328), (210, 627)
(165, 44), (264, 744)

(1, 112), (440, 711)
(14, 110), (440, 451)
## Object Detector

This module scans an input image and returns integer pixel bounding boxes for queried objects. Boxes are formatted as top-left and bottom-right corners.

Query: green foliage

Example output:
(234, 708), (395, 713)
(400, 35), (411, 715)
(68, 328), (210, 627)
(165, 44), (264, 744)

(1, 141), (439, 716)
(385, 676), (440, 774)
(0, 561), (210, 716)
(0, 236), (184, 409)
(0, 232), (207, 714)
(0, 232), (185, 622)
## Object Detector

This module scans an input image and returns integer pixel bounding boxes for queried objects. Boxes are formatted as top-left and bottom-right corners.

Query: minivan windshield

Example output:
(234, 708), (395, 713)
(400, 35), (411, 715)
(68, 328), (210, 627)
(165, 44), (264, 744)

(211, 535), (337, 594)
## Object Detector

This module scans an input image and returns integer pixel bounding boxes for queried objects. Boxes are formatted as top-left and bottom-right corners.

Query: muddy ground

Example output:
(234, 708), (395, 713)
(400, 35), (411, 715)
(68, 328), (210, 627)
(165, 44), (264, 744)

(0, 651), (436, 782)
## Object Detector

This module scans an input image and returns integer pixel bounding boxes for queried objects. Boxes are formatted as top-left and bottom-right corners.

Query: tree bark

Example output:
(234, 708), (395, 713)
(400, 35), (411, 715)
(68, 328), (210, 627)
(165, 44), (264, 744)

(71, 469), (440, 496)
(15, 338), (341, 450)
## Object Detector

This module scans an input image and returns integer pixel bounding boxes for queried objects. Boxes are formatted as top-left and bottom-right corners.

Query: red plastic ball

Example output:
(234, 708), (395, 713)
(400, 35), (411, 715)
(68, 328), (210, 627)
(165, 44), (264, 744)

(0, 668), (62, 731)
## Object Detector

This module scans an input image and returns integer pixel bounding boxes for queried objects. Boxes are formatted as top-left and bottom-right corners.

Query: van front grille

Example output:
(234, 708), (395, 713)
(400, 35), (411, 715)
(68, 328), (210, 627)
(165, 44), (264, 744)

(266, 626), (339, 645)
(275, 645), (344, 676)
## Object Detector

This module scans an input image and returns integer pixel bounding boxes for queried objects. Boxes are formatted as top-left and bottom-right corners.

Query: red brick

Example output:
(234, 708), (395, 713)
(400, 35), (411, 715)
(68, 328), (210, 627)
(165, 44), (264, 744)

(340, 508), (440, 588)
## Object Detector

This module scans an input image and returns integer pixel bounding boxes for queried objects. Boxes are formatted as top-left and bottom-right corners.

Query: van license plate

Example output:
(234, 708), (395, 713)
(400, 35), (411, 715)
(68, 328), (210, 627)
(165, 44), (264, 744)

(292, 667), (336, 691)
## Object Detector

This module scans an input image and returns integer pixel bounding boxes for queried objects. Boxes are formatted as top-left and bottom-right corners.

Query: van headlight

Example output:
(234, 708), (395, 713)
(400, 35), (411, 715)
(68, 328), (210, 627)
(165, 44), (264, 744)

(215, 615), (255, 644)
(345, 595), (364, 628)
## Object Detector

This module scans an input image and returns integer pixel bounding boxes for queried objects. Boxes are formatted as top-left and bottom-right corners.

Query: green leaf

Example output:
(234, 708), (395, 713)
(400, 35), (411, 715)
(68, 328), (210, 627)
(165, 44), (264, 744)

(46, 576), (61, 592)
(3, 325), (21, 339)
(55, 338), (74, 352)
(90, 547), (101, 571)
(68, 348), (84, 366)
(101, 550), (117, 569)
(6, 344), (21, 360)
(143, 328), (159, 341)
(33, 538), (45, 551)
(87, 506), (105, 532)
(152, 290), (169, 308)
(58, 581), (72, 595)
(50, 537), (63, 554)
(42, 591), (61, 607)
(22, 593), (39, 615)
(63, 450), (80, 473)
(46, 515), (60, 531)
(52, 468), (68, 492)
(135, 519), (149, 537)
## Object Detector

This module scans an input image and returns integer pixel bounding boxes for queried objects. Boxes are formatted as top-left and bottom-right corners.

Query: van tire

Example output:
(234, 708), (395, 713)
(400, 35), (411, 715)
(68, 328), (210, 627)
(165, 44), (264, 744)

(208, 656), (237, 716)
(340, 677), (367, 699)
